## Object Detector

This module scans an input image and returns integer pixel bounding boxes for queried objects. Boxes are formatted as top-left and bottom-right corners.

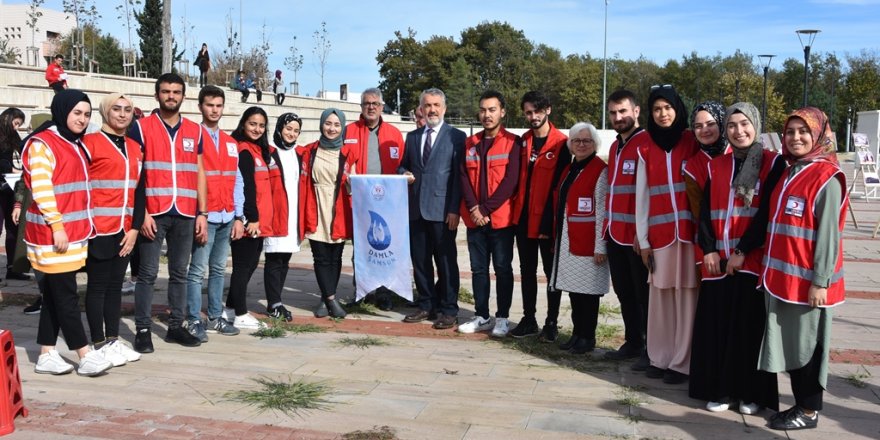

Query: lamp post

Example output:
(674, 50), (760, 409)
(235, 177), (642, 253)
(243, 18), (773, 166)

(601, 0), (609, 130)
(758, 54), (775, 134)
(796, 29), (820, 107)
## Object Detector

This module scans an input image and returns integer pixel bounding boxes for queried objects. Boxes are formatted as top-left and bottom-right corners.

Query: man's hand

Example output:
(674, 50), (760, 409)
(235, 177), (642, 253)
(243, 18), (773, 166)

(119, 229), (139, 257)
(403, 171), (415, 185)
(445, 213), (460, 231)
(194, 215), (208, 245)
(140, 214), (157, 240)
(52, 228), (69, 253)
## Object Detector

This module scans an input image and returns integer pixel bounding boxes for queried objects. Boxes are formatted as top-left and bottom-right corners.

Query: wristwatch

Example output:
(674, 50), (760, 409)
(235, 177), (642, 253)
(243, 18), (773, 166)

(733, 248), (744, 256)
(234, 215), (245, 222)
(197, 211), (209, 217)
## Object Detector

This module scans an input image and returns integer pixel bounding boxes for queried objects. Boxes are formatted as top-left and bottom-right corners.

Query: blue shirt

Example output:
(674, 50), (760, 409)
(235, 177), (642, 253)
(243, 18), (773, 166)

(203, 125), (244, 224)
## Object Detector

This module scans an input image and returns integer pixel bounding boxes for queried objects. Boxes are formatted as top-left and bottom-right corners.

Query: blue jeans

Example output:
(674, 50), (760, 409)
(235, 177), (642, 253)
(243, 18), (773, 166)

(186, 220), (232, 321)
(466, 225), (515, 319)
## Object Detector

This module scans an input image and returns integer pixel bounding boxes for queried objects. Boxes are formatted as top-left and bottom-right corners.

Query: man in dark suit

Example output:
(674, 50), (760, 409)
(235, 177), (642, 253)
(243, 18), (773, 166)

(399, 88), (466, 329)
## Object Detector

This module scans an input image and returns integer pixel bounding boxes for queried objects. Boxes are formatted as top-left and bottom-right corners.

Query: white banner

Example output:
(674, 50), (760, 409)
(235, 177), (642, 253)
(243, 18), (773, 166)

(351, 175), (413, 301)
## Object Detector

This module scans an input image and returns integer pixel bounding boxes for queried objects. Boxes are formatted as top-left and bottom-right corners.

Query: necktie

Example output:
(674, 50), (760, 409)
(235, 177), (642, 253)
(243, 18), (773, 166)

(422, 127), (434, 165)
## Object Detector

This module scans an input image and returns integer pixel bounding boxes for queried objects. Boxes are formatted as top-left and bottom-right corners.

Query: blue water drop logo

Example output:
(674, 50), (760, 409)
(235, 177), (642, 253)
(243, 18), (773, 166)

(367, 210), (391, 250)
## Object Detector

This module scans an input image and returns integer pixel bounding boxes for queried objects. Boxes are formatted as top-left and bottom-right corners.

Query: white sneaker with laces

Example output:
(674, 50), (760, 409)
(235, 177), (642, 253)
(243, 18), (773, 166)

(456, 316), (493, 334)
(98, 342), (127, 367)
(491, 318), (510, 338)
(707, 401), (730, 412)
(111, 339), (141, 362)
(234, 312), (261, 329)
(34, 350), (74, 375)
(739, 402), (761, 415)
(77, 350), (113, 377)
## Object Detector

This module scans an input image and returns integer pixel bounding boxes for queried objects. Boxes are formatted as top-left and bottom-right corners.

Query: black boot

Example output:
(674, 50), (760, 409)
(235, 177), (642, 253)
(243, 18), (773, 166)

(569, 338), (596, 354)
(558, 334), (581, 351)
(326, 297), (347, 318)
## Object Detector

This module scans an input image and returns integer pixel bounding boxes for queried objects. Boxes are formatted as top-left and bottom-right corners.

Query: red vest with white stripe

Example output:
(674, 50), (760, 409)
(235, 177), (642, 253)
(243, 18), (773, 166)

(759, 160), (846, 307)
(238, 142), (288, 237)
(138, 113), (201, 217)
(562, 157), (607, 256)
(603, 130), (647, 246)
(22, 128), (94, 246)
(202, 126), (238, 213)
(702, 149), (779, 280)
(82, 132), (143, 235)
(517, 123), (568, 238)
(638, 130), (700, 249)
(460, 128), (520, 229)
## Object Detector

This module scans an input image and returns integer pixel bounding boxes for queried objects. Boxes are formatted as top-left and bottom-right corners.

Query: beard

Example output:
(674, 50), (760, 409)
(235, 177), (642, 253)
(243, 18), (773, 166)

(613, 116), (635, 134)
(160, 99), (182, 113)
(529, 114), (548, 129)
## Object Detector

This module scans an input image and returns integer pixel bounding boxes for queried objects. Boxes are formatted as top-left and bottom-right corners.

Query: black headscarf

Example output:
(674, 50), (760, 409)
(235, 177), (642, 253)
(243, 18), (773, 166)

(646, 85), (688, 152)
(319, 108), (346, 151)
(24, 89), (91, 145)
(690, 101), (727, 157)
(273, 112), (303, 151)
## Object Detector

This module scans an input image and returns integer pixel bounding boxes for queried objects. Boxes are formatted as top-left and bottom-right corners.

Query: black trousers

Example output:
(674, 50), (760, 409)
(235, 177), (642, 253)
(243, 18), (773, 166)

(227, 236), (263, 315)
(569, 293), (601, 339)
(264, 252), (292, 308)
(0, 189), (18, 273)
(411, 218), (460, 317)
(85, 233), (130, 343)
(37, 271), (88, 349)
(606, 239), (649, 348)
(789, 343), (825, 411)
(515, 222), (560, 324)
(309, 239), (345, 299)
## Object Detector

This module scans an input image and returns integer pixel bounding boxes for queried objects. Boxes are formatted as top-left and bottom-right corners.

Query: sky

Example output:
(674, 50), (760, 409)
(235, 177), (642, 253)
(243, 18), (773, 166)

(6, 0), (880, 98)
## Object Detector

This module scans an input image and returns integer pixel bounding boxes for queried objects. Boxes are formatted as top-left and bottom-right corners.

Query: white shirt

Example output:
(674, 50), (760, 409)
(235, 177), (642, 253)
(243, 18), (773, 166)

(420, 121), (444, 159)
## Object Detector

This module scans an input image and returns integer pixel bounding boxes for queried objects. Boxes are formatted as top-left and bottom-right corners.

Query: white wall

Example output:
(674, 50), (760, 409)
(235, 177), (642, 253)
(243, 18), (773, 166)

(0, 5), (74, 68)
(856, 110), (880, 158)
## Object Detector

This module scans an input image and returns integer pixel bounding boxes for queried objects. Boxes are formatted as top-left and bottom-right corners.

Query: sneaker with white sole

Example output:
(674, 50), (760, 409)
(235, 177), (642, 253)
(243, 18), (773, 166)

(739, 402), (762, 415)
(98, 342), (127, 367)
(707, 401), (730, 412)
(207, 317), (240, 336)
(76, 350), (113, 377)
(491, 318), (510, 338)
(456, 316), (493, 334)
(34, 350), (74, 375)
(110, 339), (141, 362)
(121, 279), (136, 294)
(187, 319), (208, 343)
(234, 312), (261, 329)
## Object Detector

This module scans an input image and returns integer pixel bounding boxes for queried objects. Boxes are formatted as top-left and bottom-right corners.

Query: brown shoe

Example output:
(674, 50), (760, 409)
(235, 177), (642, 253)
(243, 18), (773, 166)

(432, 314), (457, 329)
(403, 310), (430, 323)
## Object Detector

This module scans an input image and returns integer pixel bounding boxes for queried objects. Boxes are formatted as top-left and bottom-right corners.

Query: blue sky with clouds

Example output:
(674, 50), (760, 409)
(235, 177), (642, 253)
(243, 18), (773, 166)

(8, 0), (880, 96)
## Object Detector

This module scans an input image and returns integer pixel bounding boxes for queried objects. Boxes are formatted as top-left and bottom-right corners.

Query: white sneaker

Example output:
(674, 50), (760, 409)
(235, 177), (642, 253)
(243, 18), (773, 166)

(34, 350), (74, 375)
(233, 312), (261, 329)
(121, 279), (136, 294)
(491, 318), (510, 338)
(222, 307), (236, 322)
(707, 401), (730, 412)
(98, 342), (127, 367)
(739, 402), (762, 415)
(76, 350), (113, 377)
(456, 316), (493, 334)
(110, 339), (141, 362)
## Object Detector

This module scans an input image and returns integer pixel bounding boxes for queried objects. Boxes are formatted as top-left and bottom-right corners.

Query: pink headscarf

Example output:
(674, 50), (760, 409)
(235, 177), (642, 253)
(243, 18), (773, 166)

(781, 106), (838, 165)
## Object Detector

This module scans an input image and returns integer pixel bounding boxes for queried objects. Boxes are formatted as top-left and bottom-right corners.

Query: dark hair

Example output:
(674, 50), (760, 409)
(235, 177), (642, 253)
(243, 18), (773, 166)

(520, 91), (550, 111)
(53, 54), (64, 60)
(154, 72), (186, 95)
(231, 106), (270, 162)
(198, 85), (225, 105)
(0, 107), (26, 154)
(607, 89), (637, 107)
(479, 90), (505, 109)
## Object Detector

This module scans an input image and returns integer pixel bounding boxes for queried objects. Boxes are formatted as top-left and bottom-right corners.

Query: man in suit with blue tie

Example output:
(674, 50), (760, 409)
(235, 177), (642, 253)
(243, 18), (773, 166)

(400, 88), (466, 329)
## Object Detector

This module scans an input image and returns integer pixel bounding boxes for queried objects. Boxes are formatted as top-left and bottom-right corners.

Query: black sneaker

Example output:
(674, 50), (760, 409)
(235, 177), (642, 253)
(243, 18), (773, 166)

(663, 369), (688, 384)
(165, 326), (201, 347)
(268, 304), (293, 322)
(6, 271), (31, 281)
(23, 297), (42, 315)
(134, 328), (154, 353)
(510, 317), (540, 339)
(538, 322), (558, 343)
(631, 352), (651, 371)
(645, 365), (665, 379)
(769, 406), (818, 431)
(604, 343), (643, 360)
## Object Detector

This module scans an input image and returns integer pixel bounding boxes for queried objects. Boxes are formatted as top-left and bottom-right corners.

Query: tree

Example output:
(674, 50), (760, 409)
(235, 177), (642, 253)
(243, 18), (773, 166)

(58, 24), (123, 75)
(62, 0), (100, 70)
(313, 21), (331, 97)
(26, 0), (44, 53)
(443, 54), (480, 122)
(377, 29), (425, 114)
(284, 35), (304, 92)
(115, 0), (140, 52)
(0, 37), (21, 64)
(135, 0), (162, 78)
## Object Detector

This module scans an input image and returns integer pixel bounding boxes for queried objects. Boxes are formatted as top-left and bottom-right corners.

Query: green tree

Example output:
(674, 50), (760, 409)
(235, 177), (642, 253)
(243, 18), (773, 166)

(0, 37), (21, 64)
(135, 0), (162, 77)
(555, 54), (603, 127)
(376, 29), (424, 114)
(58, 24), (123, 75)
(443, 54), (480, 123)
(842, 50), (880, 136)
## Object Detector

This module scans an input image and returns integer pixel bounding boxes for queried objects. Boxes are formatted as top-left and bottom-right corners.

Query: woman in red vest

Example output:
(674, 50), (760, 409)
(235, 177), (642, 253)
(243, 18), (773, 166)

(735, 107), (846, 431)
(23, 89), (112, 377)
(688, 102), (783, 415)
(227, 107), (289, 329)
(549, 122), (609, 354)
(82, 93), (144, 367)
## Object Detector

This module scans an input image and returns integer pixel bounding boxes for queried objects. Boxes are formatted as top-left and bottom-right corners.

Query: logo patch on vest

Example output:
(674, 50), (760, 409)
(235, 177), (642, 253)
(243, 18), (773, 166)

(389, 147), (399, 159)
(226, 142), (238, 156)
(578, 197), (593, 213)
(622, 159), (635, 175)
(182, 137), (195, 153)
(468, 147), (477, 156)
(344, 139), (358, 144)
(545, 151), (555, 160)
(784, 195), (805, 217)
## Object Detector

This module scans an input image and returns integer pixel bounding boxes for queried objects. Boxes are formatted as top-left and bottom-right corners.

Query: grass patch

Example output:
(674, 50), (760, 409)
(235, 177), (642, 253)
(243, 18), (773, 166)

(499, 330), (615, 373)
(336, 336), (389, 349)
(844, 366), (872, 388)
(595, 323), (623, 348)
(224, 376), (334, 418)
(286, 323), (326, 334)
(615, 385), (648, 423)
(345, 301), (382, 316)
(342, 425), (399, 440)
(253, 317), (328, 338)
(253, 323), (287, 339)
(598, 302), (622, 318)
(458, 287), (475, 304)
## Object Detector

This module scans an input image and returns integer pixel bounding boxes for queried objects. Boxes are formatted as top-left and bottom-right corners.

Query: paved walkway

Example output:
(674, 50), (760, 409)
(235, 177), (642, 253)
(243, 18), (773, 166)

(1, 165), (878, 439)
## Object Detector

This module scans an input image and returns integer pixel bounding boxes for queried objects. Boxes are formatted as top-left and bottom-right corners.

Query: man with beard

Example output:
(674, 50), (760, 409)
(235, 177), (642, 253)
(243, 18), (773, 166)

(399, 88), (466, 330)
(129, 73), (208, 353)
(508, 91), (570, 341)
(457, 90), (521, 337)
(602, 89), (651, 370)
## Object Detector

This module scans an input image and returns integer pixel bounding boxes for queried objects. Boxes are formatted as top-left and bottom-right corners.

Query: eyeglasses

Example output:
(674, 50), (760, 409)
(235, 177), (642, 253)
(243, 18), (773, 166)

(571, 138), (595, 146)
(693, 121), (717, 131)
(361, 102), (383, 108)
(650, 84), (673, 91)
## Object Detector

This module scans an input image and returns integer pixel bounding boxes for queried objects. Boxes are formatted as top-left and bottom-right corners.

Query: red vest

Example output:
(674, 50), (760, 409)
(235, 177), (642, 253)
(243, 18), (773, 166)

(345, 116), (405, 174)
(460, 128), (520, 229)
(702, 150), (780, 280)
(638, 130), (700, 249)
(298, 141), (358, 241)
(561, 157), (607, 256)
(82, 132), (143, 236)
(604, 130), (648, 246)
(238, 142), (288, 237)
(517, 123), (568, 238)
(22, 129), (93, 246)
(759, 161), (846, 307)
(202, 127), (239, 213)
(138, 113), (201, 217)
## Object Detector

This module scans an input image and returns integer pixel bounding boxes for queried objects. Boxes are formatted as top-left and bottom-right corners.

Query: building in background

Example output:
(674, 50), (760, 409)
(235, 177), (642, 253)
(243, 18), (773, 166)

(0, 4), (74, 67)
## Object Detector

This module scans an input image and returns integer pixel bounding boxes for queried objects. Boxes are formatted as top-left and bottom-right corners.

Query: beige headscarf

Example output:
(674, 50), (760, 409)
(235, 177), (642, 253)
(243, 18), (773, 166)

(99, 93), (133, 134)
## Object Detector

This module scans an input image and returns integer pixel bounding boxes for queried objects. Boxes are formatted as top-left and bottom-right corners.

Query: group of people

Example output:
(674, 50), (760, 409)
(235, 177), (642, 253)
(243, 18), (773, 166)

(5, 72), (844, 431)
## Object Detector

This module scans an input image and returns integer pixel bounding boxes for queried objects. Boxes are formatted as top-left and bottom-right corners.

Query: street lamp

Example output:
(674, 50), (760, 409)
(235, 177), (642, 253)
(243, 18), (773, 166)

(601, 0), (609, 130)
(758, 54), (775, 134)
(796, 29), (820, 107)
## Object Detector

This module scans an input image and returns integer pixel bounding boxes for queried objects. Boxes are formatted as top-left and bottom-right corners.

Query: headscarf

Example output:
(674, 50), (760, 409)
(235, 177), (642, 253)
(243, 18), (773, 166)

(646, 85), (688, 152)
(782, 106), (838, 165)
(275, 69), (282, 79)
(725, 102), (764, 207)
(23, 89), (91, 145)
(690, 101), (727, 157)
(318, 108), (346, 151)
(99, 92), (133, 134)
(273, 112), (303, 150)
